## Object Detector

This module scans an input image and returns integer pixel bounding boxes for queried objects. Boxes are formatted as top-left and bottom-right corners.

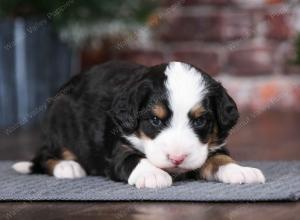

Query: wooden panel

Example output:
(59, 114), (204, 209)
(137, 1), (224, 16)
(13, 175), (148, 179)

(0, 18), (74, 129)
(228, 110), (300, 160)
(0, 19), (17, 127)
(0, 202), (299, 220)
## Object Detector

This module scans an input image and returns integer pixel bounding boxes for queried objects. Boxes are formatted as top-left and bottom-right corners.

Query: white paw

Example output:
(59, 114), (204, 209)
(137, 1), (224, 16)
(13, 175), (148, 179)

(53, 160), (86, 179)
(215, 163), (265, 184)
(128, 159), (172, 188)
(12, 161), (33, 174)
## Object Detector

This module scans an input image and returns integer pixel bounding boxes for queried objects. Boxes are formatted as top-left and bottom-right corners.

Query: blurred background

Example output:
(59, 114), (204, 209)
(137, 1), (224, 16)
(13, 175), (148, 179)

(0, 0), (299, 161)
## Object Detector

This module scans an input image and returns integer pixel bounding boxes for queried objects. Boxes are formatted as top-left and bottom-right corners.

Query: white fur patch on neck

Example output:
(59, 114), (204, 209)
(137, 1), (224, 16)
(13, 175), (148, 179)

(165, 62), (206, 127)
(123, 134), (145, 153)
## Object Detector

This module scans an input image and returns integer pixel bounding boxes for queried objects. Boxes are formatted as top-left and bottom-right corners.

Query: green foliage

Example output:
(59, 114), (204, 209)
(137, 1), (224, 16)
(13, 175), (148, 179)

(295, 34), (300, 65)
(0, 0), (159, 27)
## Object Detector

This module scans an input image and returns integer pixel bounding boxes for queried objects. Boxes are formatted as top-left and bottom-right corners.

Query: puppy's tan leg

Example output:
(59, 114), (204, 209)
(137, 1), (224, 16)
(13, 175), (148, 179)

(46, 159), (86, 179)
(200, 154), (234, 181)
(200, 154), (265, 184)
(45, 149), (86, 179)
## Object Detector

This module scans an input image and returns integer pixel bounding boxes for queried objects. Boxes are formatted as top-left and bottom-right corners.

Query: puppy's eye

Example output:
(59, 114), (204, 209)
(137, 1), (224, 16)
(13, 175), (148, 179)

(192, 117), (207, 129)
(149, 116), (162, 127)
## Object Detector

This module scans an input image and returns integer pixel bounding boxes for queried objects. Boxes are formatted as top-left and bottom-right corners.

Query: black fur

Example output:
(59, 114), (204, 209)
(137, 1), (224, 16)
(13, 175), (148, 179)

(30, 60), (238, 183)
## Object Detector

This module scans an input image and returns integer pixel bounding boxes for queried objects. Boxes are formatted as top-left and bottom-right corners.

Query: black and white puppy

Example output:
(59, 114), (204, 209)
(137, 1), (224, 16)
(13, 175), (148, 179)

(13, 61), (265, 188)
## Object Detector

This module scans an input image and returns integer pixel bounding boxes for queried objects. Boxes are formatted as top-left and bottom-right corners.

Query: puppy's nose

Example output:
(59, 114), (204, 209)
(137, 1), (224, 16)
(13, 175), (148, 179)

(168, 154), (187, 165)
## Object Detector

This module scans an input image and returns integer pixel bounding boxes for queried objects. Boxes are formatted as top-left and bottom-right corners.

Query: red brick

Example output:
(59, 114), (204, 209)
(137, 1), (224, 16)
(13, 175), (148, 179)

(81, 47), (111, 71)
(186, 0), (231, 4)
(228, 44), (273, 75)
(232, 0), (284, 8)
(163, 0), (282, 7)
(172, 49), (220, 75)
(266, 0), (284, 4)
(161, 0), (230, 7)
(116, 50), (166, 66)
(158, 12), (253, 42)
(285, 64), (300, 75)
(170, 0), (232, 6)
(266, 13), (293, 40)
(293, 86), (300, 108)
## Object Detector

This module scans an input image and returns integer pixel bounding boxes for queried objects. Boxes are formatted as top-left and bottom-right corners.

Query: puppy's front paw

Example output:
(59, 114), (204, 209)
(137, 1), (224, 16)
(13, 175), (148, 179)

(215, 163), (265, 184)
(134, 170), (172, 189)
(128, 159), (172, 188)
(53, 160), (86, 179)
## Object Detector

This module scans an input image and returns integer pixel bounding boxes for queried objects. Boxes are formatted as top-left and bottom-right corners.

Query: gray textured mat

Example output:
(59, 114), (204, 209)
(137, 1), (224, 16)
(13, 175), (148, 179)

(0, 161), (299, 202)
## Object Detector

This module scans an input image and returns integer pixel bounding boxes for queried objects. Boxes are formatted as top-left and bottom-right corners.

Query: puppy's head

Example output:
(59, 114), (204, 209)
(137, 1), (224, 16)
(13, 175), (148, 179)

(114, 62), (239, 171)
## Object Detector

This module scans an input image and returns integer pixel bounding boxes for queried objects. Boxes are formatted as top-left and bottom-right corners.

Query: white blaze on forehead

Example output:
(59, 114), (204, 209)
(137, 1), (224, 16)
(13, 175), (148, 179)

(126, 62), (209, 171)
(165, 62), (206, 126)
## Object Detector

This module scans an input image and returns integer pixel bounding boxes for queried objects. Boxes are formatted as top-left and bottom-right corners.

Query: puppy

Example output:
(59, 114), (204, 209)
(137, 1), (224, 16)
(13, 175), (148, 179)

(13, 61), (265, 188)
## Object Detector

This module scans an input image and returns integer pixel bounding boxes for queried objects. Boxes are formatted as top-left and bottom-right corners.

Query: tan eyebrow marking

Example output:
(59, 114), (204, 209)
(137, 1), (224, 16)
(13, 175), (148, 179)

(208, 126), (219, 147)
(190, 104), (206, 118)
(152, 103), (167, 119)
(137, 130), (152, 140)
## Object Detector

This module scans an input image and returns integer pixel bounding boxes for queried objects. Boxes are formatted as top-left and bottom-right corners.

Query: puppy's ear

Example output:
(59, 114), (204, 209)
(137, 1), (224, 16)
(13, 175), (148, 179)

(111, 78), (152, 134)
(213, 83), (239, 138)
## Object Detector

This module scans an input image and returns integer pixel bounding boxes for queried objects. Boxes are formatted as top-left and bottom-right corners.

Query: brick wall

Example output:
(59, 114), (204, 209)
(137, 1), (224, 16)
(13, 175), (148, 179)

(113, 0), (300, 111)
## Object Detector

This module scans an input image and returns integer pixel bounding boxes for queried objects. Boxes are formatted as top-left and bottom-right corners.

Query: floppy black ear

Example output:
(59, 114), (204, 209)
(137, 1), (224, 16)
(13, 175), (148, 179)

(214, 83), (239, 138)
(111, 78), (152, 134)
